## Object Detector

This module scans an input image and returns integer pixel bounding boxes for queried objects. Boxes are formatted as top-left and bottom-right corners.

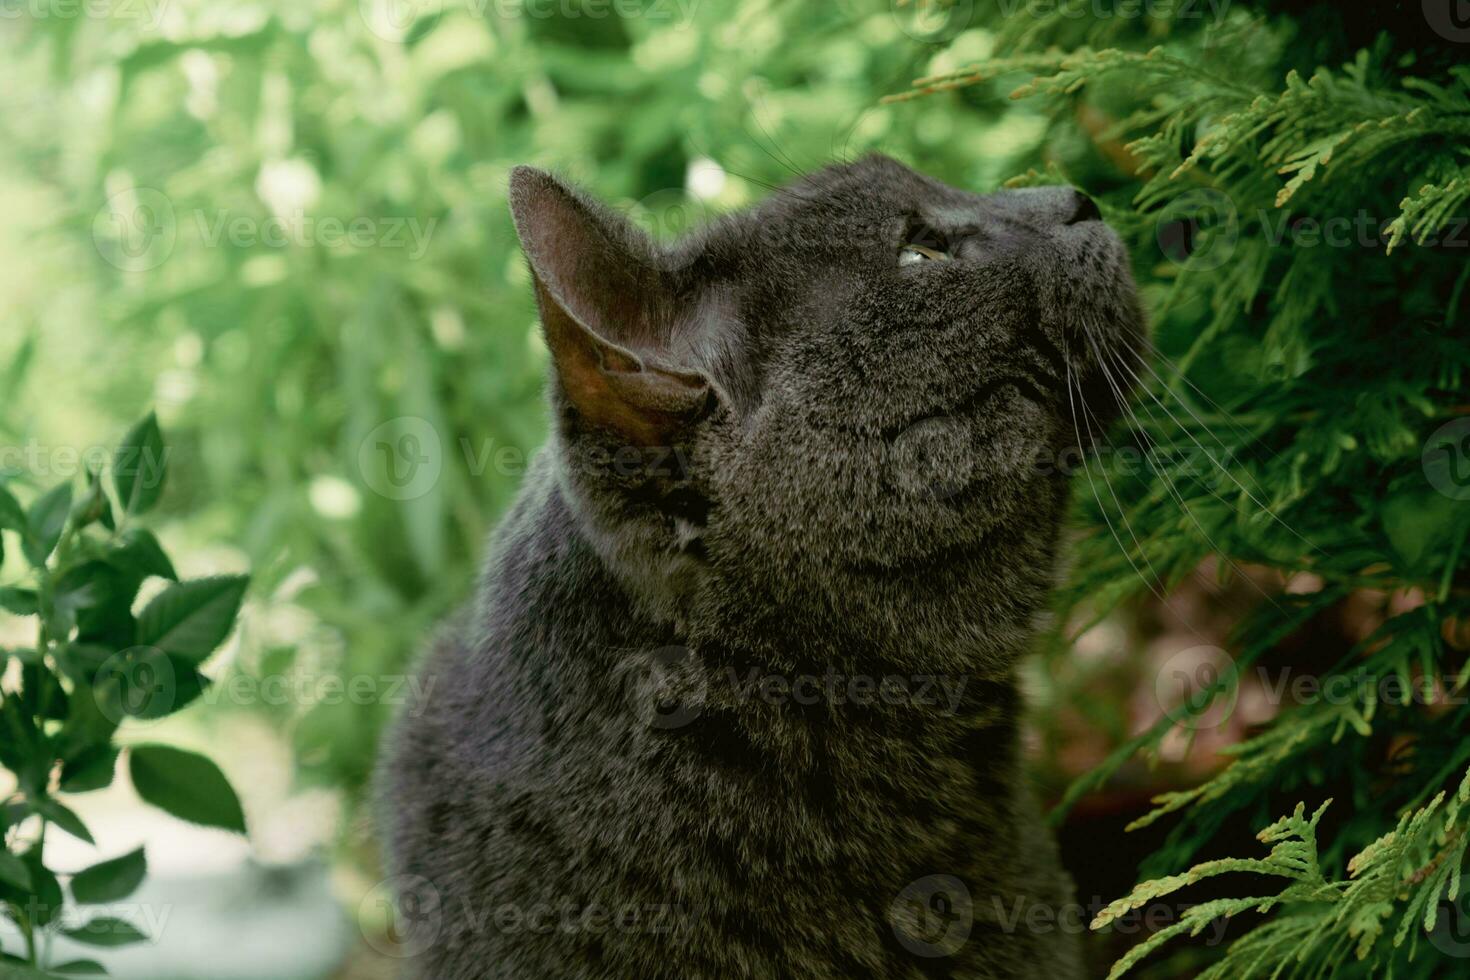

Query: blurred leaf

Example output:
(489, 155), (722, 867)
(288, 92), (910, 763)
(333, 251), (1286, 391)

(61, 918), (148, 948)
(60, 747), (119, 795)
(19, 852), (63, 928)
(0, 587), (39, 616)
(20, 661), (68, 721)
(112, 413), (166, 517)
(0, 694), (45, 794)
(24, 481), (72, 567)
(103, 529), (177, 582)
(35, 798), (94, 845)
(71, 466), (111, 530)
(0, 483), (24, 531)
(55, 680), (120, 767)
(70, 848), (146, 904)
(0, 850), (32, 892)
(129, 745), (247, 834)
(134, 575), (248, 665)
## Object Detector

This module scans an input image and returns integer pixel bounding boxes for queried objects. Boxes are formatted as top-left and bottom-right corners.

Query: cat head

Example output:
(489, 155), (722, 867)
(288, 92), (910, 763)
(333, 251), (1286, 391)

(509, 154), (1144, 673)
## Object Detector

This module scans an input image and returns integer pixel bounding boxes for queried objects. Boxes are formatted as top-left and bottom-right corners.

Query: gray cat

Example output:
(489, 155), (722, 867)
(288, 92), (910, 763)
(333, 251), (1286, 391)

(377, 154), (1144, 979)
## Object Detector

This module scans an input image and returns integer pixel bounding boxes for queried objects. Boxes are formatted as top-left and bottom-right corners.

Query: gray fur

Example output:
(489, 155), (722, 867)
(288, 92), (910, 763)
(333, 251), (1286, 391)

(377, 155), (1144, 979)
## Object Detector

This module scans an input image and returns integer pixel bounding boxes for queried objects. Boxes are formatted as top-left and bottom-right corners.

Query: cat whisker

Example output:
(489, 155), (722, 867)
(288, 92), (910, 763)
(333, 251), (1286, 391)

(1102, 339), (1326, 560)
(1127, 345), (1282, 503)
(1139, 340), (1280, 459)
(1089, 337), (1287, 614)
(1065, 361), (1170, 607)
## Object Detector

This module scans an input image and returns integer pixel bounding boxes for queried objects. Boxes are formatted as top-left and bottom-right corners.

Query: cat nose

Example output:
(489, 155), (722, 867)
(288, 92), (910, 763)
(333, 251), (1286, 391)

(1065, 191), (1102, 224)
(995, 186), (1102, 226)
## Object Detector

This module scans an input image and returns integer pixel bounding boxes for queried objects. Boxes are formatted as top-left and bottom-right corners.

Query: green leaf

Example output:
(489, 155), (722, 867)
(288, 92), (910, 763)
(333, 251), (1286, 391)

(87, 647), (208, 722)
(104, 528), (177, 582)
(55, 681), (120, 766)
(135, 575), (249, 664)
(0, 695), (45, 795)
(62, 917), (149, 947)
(52, 961), (109, 976)
(55, 644), (114, 687)
(0, 482), (24, 531)
(129, 745), (247, 834)
(61, 746), (120, 794)
(0, 849), (32, 891)
(71, 847), (146, 904)
(36, 798), (95, 845)
(20, 661), (68, 721)
(113, 412), (166, 516)
(24, 481), (73, 567)
(0, 587), (39, 615)
(1382, 490), (1470, 573)
(71, 466), (112, 530)
(20, 852), (63, 928)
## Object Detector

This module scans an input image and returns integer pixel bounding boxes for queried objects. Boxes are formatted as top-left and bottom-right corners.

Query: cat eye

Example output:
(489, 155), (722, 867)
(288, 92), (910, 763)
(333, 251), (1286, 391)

(898, 243), (951, 265)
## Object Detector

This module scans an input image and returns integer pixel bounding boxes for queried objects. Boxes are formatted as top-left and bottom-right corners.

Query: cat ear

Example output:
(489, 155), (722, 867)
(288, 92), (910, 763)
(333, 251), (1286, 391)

(508, 166), (713, 447)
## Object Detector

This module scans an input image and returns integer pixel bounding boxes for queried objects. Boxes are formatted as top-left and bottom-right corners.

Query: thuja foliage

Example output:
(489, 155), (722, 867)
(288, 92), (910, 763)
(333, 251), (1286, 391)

(0, 414), (248, 974)
(889, 2), (1470, 977)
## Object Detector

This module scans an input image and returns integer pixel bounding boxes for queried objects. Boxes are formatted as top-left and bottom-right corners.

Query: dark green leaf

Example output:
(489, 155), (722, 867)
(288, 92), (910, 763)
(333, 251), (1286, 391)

(129, 744), (247, 834)
(0, 482), (24, 531)
(36, 798), (95, 845)
(0, 695), (45, 794)
(20, 852), (63, 928)
(55, 644), (113, 687)
(135, 575), (249, 664)
(55, 682), (120, 766)
(52, 961), (109, 976)
(88, 647), (207, 722)
(60, 560), (142, 649)
(0, 850), (31, 891)
(21, 661), (68, 721)
(61, 746), (119, 794)
(113, 413), (166, 516)
(62, 917), (149, 947)
(0, 587), (39, 615)
(104, 528), (177, 582)
(71, 466), (111, 530)
(24, 481), (73, 567)
(71, 847), (146, 904)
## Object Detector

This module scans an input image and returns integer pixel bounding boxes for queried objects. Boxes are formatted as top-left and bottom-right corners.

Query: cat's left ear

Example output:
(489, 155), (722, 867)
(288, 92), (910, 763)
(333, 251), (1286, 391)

(509, 166), (714, 447)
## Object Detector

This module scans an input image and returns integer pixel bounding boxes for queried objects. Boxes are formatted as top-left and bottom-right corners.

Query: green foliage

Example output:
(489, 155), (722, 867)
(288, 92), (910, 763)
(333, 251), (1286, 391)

(1097, 765), (1470, 979)
(0, 414), (247, 973)
(887, 2), (1470, 976)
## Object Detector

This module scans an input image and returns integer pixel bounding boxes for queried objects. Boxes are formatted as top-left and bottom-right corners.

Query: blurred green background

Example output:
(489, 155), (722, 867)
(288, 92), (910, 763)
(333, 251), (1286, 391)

(1, 2), (1065, 974)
